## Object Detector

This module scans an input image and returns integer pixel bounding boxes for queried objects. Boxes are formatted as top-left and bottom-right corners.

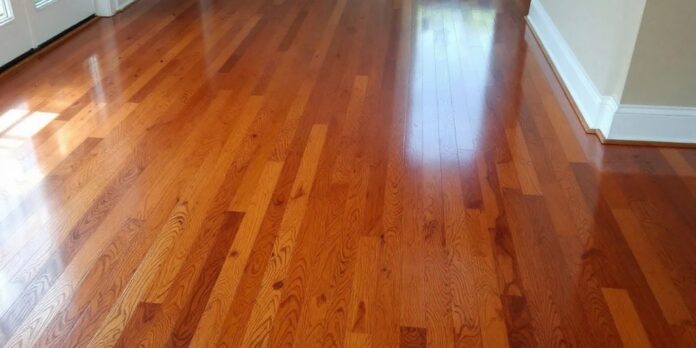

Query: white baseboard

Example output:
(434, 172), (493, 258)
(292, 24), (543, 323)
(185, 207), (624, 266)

(610, 105), (696, 144)
(526, 0), (696, 144)
(526, 0), (618, 137)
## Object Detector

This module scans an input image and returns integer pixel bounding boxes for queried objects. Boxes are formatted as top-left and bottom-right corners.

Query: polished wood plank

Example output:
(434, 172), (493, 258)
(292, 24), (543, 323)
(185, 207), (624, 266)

(187, 160), (284, 348)
(1, 0), (696, 346)
(240, 123), (328, 347)
(602, 287), (653, 348)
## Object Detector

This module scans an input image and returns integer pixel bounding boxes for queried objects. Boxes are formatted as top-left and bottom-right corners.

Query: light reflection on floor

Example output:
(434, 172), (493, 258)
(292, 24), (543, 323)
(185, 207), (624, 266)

(406, 1), (496, 165)
(0, 108), (58, 226)
(4, 111), (58, 138)
(0, 108), (31, 134)
(0, 105), (57, 313)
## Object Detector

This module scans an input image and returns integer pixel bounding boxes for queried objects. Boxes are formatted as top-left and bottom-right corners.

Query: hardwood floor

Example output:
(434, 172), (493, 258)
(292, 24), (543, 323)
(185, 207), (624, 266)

(0, 0), (695, 346)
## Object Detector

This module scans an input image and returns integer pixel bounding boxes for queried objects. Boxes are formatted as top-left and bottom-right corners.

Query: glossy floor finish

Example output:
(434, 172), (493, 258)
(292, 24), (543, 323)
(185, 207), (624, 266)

(1, 0), (696, 346)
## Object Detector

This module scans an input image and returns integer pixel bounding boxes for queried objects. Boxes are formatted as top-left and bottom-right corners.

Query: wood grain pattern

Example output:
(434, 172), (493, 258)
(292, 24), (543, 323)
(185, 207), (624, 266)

(1, 0), (695, 346)
(400, 326), (427, 348)
(240, 124), (327, 347)
(188, 160), (284, 348)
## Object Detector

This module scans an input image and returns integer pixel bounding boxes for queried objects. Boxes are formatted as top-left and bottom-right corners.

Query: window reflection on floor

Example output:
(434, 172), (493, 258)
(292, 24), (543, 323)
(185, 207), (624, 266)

(0, 109), (30, 134)
(407, 1), (495, 165)
(4, 111), (58, 138)
(0, 108), (57, 222)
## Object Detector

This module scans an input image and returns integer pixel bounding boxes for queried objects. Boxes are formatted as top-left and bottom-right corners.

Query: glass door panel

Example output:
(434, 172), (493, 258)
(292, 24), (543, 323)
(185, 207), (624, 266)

(0, 1), (8, 20)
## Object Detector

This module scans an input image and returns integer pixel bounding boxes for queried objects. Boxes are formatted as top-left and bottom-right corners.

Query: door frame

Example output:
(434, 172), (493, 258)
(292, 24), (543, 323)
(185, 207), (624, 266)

(94, 0), (136, 17)
(94, 0), (118, 16)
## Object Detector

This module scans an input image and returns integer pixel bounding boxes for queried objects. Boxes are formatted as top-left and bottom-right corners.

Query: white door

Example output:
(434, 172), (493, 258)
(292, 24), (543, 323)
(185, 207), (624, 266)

(0, 0), (34, 66)
(0, 0), (94, 67)
(26, 0), (94, 46)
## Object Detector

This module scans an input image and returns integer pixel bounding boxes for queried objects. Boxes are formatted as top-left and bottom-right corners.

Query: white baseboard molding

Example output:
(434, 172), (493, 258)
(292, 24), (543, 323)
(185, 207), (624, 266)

(526, 0), (696, 144)
(609, 105), (696, 144)
(526, 0), (617, 137)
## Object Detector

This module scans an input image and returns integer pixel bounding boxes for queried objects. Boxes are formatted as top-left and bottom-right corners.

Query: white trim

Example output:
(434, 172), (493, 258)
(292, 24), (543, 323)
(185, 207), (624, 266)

(94, 0), (117, 16)
(0, 0), (15, 26)
(526, 0), (617, 137)
(35, 0), (60, 11)
(118, 0), (134, 10)
(94, 0), (132, 16)
(610, 105), (696, 143)
(526, 0), (696, 144)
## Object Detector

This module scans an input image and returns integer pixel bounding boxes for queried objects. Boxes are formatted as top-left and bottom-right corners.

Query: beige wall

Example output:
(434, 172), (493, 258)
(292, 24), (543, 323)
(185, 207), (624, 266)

(538, 0), (646, 101)
(621, 0), (696, 107)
